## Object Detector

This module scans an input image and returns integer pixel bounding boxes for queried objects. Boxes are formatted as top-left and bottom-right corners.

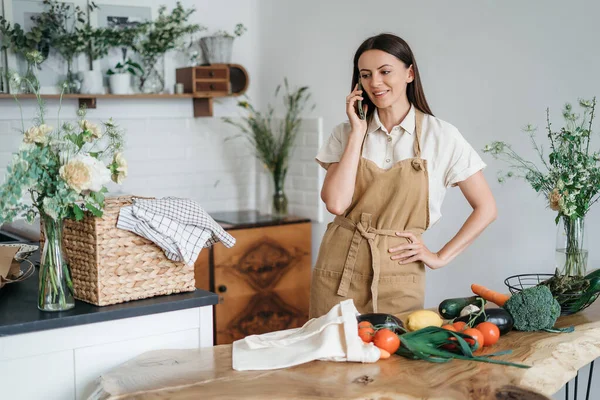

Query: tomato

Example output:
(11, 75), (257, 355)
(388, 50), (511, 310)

(358, 321), (373, 329)
(475, 322), (500, 347)
(452, 321), (467, 332)
(441, 324), (458, 350)
(358, 326), (375, 343)
(373, 328), (400, 354)
(462, 328), (485, 350)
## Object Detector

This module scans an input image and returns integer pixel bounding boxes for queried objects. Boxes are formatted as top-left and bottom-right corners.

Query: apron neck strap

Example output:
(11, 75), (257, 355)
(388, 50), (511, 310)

(413, 108), (424, 158)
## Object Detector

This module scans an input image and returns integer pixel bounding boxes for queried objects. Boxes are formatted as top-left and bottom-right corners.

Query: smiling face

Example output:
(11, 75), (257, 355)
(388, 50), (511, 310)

(358, 49), (414, 110)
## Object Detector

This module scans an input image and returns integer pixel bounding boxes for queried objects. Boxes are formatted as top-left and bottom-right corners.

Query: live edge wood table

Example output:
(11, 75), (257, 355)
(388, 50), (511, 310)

(93, 300), (600, 400)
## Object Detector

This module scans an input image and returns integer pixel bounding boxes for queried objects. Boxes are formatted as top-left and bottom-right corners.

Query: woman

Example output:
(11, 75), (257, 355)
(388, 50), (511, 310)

(310, 33), (497, 318)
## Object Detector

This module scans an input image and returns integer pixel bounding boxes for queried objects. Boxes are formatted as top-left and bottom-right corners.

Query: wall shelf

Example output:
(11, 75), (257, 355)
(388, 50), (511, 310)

(0, 64), (249, 117)
(0, 93), (221, 117)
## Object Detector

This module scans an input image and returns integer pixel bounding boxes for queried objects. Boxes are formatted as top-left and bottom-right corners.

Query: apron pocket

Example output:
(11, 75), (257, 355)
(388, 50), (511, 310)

(377, 274), (425, 315)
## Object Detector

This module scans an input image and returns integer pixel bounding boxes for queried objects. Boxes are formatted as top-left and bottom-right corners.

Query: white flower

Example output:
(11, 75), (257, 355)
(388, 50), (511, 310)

(24, 126), (49, 144)
(79, 120), (103, 140)
(111, 152), (128, 184)
(39, 124), (53, 135)
(59, 155), (110, 194)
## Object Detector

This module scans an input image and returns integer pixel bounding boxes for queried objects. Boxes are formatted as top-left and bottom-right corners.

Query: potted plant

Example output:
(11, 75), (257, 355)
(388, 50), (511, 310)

(0, 73), (127, 311)
(222, 79), (314, 217)
(200, 23), (247, 65)
(106, 59), (143, 94)
(31, 0), (92, 94)
(484, 98), (599, 277)
(133, 2), (203, 93)
(0, 16), (46, 93)
(78, 25), (111, 94)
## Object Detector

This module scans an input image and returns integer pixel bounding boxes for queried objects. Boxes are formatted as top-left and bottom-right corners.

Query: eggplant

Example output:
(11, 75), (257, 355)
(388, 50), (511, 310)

(454, 308), (514, 335)
(357, 313), (405, 335)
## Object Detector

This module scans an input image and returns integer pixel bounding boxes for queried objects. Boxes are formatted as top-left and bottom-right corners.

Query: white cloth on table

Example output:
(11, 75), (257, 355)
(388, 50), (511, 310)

(232, 299), (381, 371)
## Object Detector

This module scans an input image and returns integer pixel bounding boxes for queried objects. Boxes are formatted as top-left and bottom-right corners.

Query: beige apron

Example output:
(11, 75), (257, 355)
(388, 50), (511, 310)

(310, 109), (430, 318)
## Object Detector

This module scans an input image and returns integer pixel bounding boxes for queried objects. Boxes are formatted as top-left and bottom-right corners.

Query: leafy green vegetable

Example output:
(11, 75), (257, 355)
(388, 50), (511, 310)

(395, 326), (530, 368)
(503, 285), (561, 331)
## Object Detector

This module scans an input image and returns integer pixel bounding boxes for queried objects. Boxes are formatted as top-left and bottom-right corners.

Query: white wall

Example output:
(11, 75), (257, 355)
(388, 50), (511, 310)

(2, 0), (600, 311)
(3, 0), (600, 304)
(256, 0), (600, 309)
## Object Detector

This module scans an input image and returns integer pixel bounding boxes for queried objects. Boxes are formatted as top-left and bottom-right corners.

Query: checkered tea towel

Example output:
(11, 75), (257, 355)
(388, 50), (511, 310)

(116, 197), (235, 265)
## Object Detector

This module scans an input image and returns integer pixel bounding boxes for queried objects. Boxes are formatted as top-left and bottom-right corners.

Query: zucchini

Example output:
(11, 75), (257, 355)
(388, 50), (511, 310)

(455, 308), (514, 335)
(438, 296), (484, 319)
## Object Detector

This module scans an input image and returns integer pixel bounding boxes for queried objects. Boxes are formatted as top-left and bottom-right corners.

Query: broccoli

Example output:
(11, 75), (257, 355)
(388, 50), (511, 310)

(503, 285), (561, 331)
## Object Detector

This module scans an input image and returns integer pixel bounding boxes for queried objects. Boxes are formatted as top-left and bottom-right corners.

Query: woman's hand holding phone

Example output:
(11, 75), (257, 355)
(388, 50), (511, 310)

(346, 83), (368, 135)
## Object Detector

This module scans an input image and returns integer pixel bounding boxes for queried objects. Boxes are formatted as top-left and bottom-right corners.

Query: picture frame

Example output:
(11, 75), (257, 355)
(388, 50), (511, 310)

(90, 3), (151, 75)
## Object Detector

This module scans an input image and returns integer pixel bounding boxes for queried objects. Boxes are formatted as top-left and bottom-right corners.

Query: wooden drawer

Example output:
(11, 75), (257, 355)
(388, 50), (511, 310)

(195, 81), (229, 93)
(195, 222), (312, 345)
(195, 67), (228, 80)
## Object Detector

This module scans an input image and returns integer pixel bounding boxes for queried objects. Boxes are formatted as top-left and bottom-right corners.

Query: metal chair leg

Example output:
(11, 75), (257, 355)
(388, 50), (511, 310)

(567, 381), (569, 400)
(586, 360), (595, 400)
(575, 370), (579, 399)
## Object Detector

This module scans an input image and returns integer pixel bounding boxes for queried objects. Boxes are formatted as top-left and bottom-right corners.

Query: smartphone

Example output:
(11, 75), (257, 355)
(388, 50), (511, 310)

(357, 81), (366, 120)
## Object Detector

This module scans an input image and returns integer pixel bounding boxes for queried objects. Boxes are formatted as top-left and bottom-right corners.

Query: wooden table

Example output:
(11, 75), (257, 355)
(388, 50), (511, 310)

(94, 301), (600, 400)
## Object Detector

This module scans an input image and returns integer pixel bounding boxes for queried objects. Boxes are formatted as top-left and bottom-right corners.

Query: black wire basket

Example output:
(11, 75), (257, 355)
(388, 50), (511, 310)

(504, 273), (600, 316)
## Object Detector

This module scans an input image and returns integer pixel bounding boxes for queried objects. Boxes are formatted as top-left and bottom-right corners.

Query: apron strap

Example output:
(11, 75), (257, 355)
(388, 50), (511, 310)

(413, 108), (424, 158)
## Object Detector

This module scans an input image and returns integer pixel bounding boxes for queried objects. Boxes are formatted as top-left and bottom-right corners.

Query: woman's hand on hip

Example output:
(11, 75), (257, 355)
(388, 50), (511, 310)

(389, 231), (448, 270)
(346, 84), (368, 135)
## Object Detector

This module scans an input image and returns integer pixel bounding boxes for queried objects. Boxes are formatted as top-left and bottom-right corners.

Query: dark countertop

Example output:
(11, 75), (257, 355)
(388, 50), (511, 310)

(211, 210), (311, 230)
(0, 260), (218, 337)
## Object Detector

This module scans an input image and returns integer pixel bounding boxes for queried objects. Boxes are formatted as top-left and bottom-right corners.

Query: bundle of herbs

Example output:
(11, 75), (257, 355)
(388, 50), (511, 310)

(539, 269), (590, 296)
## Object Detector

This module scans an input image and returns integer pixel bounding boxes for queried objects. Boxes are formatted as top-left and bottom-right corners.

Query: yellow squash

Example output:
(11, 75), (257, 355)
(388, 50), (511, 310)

(406, 310), (443, 331)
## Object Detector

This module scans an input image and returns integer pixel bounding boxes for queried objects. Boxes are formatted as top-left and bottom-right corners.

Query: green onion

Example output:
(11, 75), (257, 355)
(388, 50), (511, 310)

(395, 326), (530, 369)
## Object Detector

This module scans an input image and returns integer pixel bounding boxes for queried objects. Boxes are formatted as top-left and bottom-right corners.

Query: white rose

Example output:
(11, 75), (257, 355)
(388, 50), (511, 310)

(60, 155), (110, 193)
(39, 124), (53, 135)
(111, 152), (128, 184)
(59, 159), (91, 193)
(79, 120), (103, 140)
(81, 155), (111, 192)
(24, 126), (48, 144)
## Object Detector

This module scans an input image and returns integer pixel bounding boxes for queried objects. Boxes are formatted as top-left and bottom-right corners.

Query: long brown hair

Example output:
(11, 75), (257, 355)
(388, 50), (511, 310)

(352, 33), (433, 119)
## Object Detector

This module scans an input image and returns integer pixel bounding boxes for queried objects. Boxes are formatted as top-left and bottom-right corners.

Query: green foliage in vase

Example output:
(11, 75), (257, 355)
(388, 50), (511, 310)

(222, 79), (315, 184)
(0, 77), (128, 224)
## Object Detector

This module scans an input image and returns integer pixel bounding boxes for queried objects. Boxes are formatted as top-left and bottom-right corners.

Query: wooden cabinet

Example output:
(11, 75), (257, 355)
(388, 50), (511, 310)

(175, 64), (249, 117)
(194, 213), (311, 345)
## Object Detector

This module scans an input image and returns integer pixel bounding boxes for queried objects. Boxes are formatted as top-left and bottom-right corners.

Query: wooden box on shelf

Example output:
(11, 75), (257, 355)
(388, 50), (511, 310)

(176, 64), (249, 117)
(194, 211), (311, 345)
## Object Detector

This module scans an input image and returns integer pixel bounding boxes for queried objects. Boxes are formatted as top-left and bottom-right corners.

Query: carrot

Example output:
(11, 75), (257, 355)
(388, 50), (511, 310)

(379, 348), (391, 360)
(471, 284), (510, 307)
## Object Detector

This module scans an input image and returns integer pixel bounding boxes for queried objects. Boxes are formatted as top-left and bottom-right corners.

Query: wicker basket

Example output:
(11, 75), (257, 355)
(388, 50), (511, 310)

(46, 196), (196, 306)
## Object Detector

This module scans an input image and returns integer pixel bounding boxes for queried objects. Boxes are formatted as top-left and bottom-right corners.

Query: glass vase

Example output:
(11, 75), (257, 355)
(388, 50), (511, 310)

(272, 172), (288, 218)
(20, 60), (39, 94)
(63, 58), (81, 94)
(555, 216), (588, 277)
(139, 55), (165, 94)
(39, 213), (75, 312)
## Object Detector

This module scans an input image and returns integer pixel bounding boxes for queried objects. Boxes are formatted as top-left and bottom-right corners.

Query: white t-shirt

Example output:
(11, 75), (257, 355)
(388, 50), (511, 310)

(315, 105), (486, 227)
